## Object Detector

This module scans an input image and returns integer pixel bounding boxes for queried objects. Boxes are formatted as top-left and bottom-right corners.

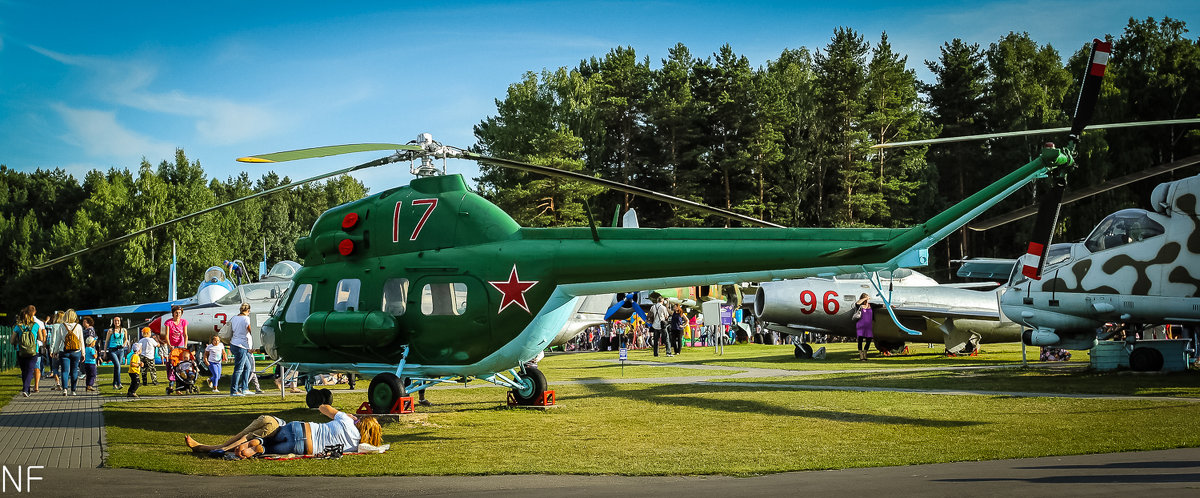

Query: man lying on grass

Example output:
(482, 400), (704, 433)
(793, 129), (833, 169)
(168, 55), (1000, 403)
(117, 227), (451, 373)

(185, 404), (383, 459)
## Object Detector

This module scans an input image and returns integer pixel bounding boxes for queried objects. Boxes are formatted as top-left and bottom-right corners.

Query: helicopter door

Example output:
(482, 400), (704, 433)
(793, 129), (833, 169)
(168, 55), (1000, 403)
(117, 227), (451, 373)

(406, 275), (492, 365)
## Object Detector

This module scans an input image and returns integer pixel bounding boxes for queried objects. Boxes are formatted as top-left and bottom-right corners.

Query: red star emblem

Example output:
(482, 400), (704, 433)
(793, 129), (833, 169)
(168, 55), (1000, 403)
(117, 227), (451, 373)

(488, 264), (538, 314)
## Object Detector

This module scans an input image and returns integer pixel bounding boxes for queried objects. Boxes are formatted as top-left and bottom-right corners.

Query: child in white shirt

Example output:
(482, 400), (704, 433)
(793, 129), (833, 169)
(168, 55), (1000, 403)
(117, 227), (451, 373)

(136, 327), (159, 386)
(204, 335), (227, 392)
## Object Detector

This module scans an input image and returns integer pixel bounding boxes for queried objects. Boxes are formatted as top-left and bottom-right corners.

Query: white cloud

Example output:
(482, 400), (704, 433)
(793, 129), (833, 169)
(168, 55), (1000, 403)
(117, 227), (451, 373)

(51, 103), (176, 160)
(31, 45), (286, 146)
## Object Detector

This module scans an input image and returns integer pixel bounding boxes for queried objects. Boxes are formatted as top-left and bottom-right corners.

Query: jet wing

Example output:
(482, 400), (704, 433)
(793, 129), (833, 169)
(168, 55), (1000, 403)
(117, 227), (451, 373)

(939, 282), (1002, 290)
(77, 299), (191, 317)
(872, 301), (1000, 321)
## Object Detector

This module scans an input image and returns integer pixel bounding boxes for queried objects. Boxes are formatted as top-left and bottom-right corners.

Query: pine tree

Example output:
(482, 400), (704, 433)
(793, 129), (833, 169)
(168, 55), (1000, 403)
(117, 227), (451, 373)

(814, 28), (872, 226)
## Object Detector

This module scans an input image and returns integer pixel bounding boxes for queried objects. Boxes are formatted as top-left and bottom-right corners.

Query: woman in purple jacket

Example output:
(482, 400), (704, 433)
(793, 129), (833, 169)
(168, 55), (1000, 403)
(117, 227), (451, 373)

(854, 293), (874, 361)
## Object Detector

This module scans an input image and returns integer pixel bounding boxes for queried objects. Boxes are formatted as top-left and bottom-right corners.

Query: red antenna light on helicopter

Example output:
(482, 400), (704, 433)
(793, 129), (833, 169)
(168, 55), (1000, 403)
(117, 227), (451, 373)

(342, 213), (359, 230)
(338, 239), (355, 256)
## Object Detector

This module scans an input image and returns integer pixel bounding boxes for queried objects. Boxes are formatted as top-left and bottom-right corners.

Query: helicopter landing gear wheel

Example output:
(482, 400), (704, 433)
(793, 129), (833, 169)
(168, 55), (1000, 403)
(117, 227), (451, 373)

(1129, 347), (1164, 372)
(509, 365), (547, 405)
(368, 373), (405, 414)
(794, 343), (813, 359)
(305, 387), (332, 408)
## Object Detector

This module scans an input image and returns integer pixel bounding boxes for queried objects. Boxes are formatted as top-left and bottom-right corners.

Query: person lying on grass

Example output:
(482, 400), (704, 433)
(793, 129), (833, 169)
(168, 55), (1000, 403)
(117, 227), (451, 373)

(185, 404), (382, 459)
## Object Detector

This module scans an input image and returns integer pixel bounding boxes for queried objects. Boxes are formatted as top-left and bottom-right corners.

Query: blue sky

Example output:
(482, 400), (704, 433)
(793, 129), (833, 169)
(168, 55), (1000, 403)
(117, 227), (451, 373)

(2, 0), (1196, 195)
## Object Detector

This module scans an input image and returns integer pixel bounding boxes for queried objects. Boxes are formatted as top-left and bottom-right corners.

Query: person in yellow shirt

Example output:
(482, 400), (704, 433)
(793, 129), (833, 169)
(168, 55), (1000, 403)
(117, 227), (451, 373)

(127, 349), (141, 398)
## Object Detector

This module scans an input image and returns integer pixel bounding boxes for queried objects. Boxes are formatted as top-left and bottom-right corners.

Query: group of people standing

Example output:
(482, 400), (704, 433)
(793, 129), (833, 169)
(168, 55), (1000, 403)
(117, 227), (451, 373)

(11, 305), (95, 397)
(10, 301), (258, 398)
(646, 294), (687, 357)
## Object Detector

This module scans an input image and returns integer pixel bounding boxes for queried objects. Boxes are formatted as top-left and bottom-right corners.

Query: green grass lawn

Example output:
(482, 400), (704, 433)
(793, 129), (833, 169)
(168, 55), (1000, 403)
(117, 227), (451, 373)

(0, 367), (20, 407)
(103, 382), (1200, 476)
(96, 345), (1200, 476)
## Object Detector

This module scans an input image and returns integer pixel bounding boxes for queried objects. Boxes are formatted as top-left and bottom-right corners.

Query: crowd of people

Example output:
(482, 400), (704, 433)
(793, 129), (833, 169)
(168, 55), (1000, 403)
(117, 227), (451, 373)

(562, 298), (806, 354)
(8, 302), (264, 398)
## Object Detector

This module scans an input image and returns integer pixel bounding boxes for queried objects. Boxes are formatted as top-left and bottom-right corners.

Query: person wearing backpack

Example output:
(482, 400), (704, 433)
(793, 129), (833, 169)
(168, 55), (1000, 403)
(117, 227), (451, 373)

(56, 309), (84, 395)
(11, 305), (45, 397)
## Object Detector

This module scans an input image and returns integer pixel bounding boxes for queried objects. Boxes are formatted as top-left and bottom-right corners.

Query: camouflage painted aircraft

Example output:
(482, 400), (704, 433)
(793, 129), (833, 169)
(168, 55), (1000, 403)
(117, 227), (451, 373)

(1000, 172), (1200, 365)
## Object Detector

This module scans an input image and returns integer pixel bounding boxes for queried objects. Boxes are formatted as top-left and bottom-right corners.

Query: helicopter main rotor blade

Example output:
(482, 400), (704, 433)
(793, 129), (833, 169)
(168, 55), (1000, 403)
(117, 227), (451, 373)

(464, 152), (784, 228)
(238, 143), (423, 163)
(968, 154), (1200, 231)
(1020, 39), (1110, 280)
(871, 118), (1200, 150)
(1021, 180), (1067, 279)
(33, 155), (395, 270)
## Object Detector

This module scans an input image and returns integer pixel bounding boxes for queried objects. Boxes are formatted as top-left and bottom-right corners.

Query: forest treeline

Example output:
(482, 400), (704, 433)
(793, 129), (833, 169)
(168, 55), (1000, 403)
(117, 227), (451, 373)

(473, 17), (1199, 270)
(2, 17), (1197, 313)
(0, 150), (367, 313)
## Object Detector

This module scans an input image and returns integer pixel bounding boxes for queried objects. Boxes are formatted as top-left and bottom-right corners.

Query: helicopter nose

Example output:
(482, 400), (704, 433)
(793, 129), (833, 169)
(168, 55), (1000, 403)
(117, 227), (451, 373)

(149, 315), (163, 335)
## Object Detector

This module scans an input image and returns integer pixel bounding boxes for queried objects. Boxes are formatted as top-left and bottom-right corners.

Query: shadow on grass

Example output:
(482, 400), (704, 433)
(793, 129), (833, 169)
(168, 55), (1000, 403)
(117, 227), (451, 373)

(575, 378), (982, 428)
(637, 349), (1030, 369)
(709, 368), (1200, 398)
(105, 402), (321, 434)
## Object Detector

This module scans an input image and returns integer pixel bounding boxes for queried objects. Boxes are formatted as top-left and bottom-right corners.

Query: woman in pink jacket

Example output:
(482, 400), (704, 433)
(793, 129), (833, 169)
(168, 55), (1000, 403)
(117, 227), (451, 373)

(164, 305), (188, 394)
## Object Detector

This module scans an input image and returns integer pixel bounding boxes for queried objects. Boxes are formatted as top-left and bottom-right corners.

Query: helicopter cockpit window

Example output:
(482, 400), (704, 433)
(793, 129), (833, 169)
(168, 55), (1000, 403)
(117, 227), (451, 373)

(1044, 243), (1073, 268)
(285, 284), (313, 323)
(1083, 209), (1165, 253)
(420, 282), (468, 316)
(382, 278), (409, 316)
(334, 279), (361, 312)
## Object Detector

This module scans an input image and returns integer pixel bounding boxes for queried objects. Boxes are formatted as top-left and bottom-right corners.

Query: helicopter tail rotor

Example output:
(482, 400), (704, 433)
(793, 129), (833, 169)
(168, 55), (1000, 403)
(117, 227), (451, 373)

(1020, 38), (1110, 280)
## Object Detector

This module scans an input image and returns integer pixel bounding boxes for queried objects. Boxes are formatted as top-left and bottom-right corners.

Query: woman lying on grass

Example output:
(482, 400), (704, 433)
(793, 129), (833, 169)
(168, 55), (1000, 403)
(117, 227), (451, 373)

(185, 404), (382, 459)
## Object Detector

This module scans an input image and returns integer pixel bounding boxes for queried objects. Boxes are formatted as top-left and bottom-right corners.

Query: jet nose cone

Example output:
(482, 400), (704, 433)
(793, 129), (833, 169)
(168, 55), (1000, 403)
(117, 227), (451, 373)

(149, 315), (163, 335)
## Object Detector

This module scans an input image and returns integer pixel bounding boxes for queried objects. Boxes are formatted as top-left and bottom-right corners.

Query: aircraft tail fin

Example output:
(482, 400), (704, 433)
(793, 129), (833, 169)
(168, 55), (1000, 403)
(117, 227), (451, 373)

(168, 241), (177, 302)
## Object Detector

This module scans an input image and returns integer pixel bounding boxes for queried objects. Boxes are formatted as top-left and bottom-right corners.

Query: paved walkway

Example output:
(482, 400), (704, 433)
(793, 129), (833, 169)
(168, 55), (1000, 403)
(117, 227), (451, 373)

(25, 447), (1200, 497)
(0, 391), (104, 469)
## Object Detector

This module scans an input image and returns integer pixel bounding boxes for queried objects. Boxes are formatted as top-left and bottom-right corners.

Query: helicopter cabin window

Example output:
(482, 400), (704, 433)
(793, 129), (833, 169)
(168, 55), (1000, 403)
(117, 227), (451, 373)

(1083, 209), (1165, 253)
(420, 282), (469, 316)
(381, 278), (410, 316)
(334, 279), (361, 312)
(285, 284), (313, 322)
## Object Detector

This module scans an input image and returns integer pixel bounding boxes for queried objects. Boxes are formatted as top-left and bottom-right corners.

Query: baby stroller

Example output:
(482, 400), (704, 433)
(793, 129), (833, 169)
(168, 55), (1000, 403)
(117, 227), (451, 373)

(169, 348), (200, 395)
